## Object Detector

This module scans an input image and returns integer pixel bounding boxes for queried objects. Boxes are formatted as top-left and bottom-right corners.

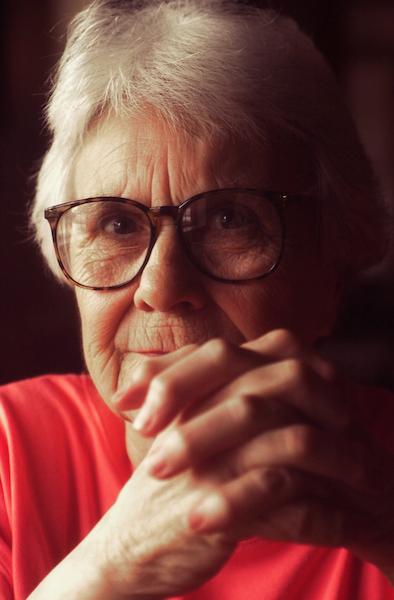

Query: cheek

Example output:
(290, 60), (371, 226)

(221, 283), (294, 341)
(78, 291), (124, 350)
(207, 281), (288, 342)
(219, 264), (338, 344)
(76, 288), (134, 400)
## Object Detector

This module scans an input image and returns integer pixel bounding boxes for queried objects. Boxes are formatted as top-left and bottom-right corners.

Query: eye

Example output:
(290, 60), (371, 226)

(102, 215), (137, 235)
(210, 203), (255, 230)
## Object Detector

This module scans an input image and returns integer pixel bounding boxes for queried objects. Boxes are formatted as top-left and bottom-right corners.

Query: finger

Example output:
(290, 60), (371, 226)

(145, 397), (352, 482)
(146, 357), (349, 479)
(144, 357), (349, 479)
(124, 328), (299, 411)
(242, 328), (303, 355)
(132, 339), (265, 435)
(188, 467), (319, 534)
(247, 500), (347, 547)
(244, 328), (338, 382)
(222, 424), (367, 490)
(131, 330), (299, 432)
(134, 331), (345, 437)
(217, 359), (350, 431)
(189, 468), (350, 548)
(112, 344), (198, 411)
(144, 395), (301, 479)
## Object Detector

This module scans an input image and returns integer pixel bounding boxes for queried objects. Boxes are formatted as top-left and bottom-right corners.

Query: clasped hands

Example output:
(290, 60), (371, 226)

(114, 329), (394, 583)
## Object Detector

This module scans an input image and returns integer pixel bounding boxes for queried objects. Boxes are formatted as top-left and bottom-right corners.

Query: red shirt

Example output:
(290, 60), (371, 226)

(0, 374), (393, 599)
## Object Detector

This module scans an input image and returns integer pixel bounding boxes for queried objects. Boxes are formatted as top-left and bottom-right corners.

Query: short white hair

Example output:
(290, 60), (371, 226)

(31, 0), (387, 280)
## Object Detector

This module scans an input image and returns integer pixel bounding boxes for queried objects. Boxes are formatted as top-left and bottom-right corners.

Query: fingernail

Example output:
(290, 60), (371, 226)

(145, 430), (183, 477)
(132, 385), (163, 432)
(112, 383), (146, 411)
(132, 403), (155, 432)
(144, 446), (171, 477)
(189, 495), (227, 531)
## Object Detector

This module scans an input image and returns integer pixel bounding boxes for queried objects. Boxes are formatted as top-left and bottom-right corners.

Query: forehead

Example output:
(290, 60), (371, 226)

(71, 114), (314, 202)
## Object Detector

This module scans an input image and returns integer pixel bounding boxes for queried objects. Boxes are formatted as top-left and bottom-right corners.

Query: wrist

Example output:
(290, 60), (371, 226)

(69, 519), (163, 600)
(27, 532), (153, 600)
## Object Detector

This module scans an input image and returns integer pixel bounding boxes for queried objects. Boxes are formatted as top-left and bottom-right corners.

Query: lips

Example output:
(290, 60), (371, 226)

(121, 313), (227, 355)
(136, 351), (169, 356)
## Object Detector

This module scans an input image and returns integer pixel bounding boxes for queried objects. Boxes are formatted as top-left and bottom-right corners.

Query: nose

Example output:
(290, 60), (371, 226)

(133, 221), (208, 312)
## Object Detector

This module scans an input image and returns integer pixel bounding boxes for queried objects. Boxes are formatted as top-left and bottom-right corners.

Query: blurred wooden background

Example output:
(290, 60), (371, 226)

(1, 0), (394, 386)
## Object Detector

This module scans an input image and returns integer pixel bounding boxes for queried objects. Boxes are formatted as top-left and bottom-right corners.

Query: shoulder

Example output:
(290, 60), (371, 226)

(0, 374), (94, 463)
(0, 372), (92, 409)
(0, 373), (127, 476)
(0, 373), (130, 520)
(0, 375), (130, 594)
(0, 373), (104, 430)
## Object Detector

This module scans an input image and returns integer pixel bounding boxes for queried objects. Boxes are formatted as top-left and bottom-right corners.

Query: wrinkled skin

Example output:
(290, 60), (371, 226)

(69, 115), (394, 597)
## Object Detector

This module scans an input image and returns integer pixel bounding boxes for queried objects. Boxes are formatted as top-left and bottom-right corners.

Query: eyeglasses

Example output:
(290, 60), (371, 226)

(44, 188), (302, 290)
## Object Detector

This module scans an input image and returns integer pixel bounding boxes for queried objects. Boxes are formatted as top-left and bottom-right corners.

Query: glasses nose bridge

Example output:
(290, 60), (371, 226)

(149, 204), (180, 225)
(144, 205), (182, 265)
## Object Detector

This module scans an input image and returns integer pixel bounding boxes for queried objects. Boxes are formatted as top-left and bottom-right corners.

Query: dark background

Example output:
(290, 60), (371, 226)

(1, 0), (394, 386)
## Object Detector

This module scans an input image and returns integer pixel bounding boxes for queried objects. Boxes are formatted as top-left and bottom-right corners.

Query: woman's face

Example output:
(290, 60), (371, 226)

(73, 115), (339, 413)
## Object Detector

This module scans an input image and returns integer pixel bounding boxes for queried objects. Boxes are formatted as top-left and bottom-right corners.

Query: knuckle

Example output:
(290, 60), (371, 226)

(268, 329), (301, 354)
(226, 395), (255, 425)
(170, 427), (188, 455)
(203, 338), (235, 363)
(252, 467), (288, 495)
(150, 372), (178, 399)
(284, 425), (317, 461)
(283, 358), (310, 389)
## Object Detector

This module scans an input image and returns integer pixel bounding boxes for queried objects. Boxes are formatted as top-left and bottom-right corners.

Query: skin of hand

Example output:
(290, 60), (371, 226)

(89, 454), (239, 597)
(69, 113), (348, 596)
(112, 330), (394, 586)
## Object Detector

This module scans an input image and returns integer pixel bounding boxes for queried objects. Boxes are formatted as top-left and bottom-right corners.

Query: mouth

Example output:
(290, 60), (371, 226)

(135, 351), (169, 357)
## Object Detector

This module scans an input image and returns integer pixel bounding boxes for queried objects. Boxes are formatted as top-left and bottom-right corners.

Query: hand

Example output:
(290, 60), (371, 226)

(115, 329), (394, 583)
(89, 455), (238, 598)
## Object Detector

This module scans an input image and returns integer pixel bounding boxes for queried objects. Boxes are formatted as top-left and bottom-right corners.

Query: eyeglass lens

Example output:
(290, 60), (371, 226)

(55, 191), (283, 288)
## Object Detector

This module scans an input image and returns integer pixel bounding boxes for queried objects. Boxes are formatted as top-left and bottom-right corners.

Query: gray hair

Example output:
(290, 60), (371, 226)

(31, 0), (387, 280)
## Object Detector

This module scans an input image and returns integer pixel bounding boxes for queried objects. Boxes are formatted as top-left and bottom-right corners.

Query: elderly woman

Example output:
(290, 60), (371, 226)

(2, 0), (394, 598)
